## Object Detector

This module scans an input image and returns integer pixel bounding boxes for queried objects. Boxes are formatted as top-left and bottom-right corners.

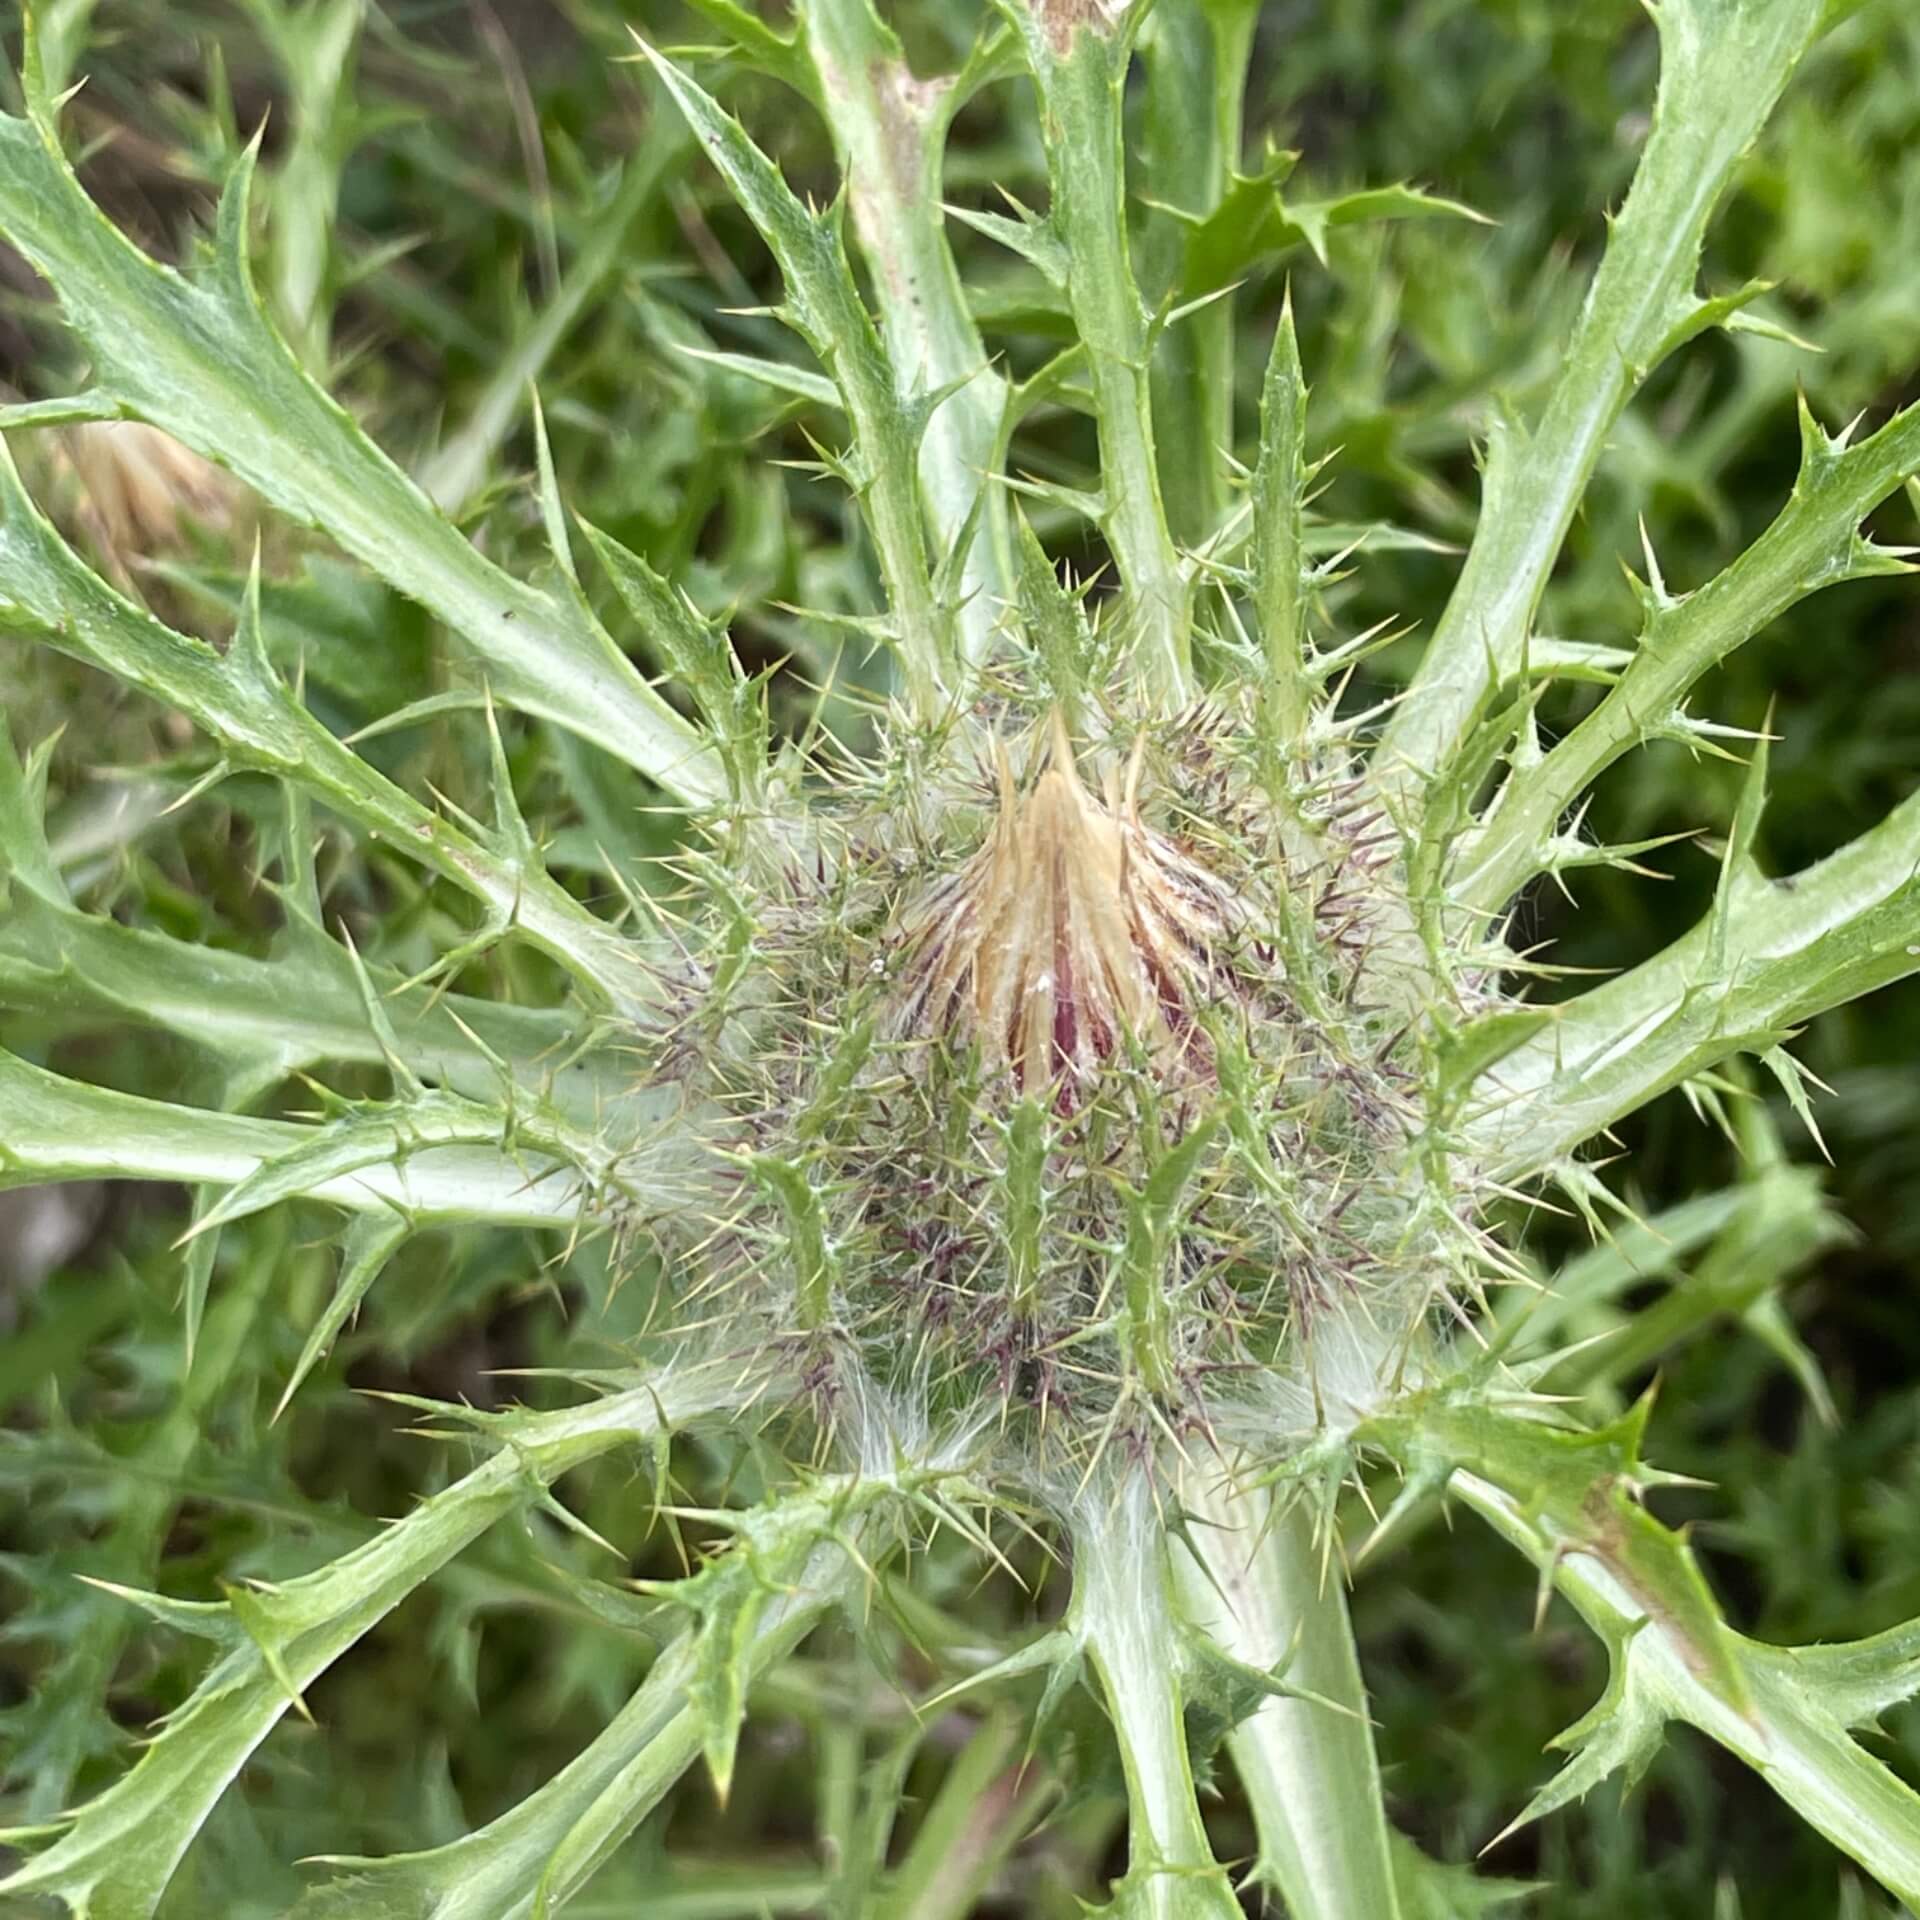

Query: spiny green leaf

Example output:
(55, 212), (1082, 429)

(1430, 1006), (1554, 1112)
(1465, 773), (1920, 1177)
(0, 432), (665, 1012)
(993, 0), (1193, 702)
(676, 343), (844, 411)
(944, 195), (1070, 288)
(1389, 1832), (1538, 1918)
(1380, 0), (1828, 788)
(176, 1087), (541, 1241)
(1657, 276), (1823, 359)
(637, 1476), (898, 1802)
(679, 0), (818, 97)
(0, 1369), (734, 1916)
(1179, 155), (1487, 291)
(1379, 1396), (1752, 1714)
(1457, 396), (1920, 923)
(583, 518), (772, 810)
(1709, 706), (1774, 976)
(0, 880), (606, 1111)
(0, 717), (66, 907)
(1768, 1618), (1920, 1733)
(0, 1045), (590, 1230)
(1444, 1450), (1920, 1907)
(220, 1581), (315, 1723)
(1492, 1640), (1666, 1843)
(0, 85), (726, 805)
(1012, 508), (1100, 718)
(633, 33), (949, 710)
(744, 1153), (842, 1329)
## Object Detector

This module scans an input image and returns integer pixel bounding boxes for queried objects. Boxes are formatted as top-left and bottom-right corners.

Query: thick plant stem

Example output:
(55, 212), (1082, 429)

(1140, 0), (1257, 549)
(1373, 0), (1825, 803)
(1074, 1474), (1240, 1920)
(798, 0), (1013, 667)
(1005, 2), (1192, 704)
(1177, 1473), (1403, 1920)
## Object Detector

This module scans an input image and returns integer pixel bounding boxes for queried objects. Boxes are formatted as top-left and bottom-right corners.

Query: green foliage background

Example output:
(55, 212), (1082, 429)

(0, 1), (1916, 1913)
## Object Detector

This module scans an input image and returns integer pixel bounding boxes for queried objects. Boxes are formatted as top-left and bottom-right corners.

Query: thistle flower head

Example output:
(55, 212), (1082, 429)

(645, 687), (1466, 1478)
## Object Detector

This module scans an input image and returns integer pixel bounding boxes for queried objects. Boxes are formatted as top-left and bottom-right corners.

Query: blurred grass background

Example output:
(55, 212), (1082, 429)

(1, 1), (1918, 1912)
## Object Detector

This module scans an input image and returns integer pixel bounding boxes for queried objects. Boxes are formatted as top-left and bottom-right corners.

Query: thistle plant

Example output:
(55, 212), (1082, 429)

(3, 1), (1920, 1917)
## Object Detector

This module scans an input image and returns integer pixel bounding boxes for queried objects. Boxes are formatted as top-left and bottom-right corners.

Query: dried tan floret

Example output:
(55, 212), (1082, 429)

(895, 712), (1241, 1096)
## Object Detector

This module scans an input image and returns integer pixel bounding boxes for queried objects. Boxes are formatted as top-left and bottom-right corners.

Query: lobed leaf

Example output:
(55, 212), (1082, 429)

(1418, 1414), (1920, 1909)
(0, 77), (728, 807)
(0, 1365), (760, 1918)
(0, 445), (669, 1011)
(1464, 774), (1920, 1177)
(1458, 396), (1920, 917)
(0, 1046), (591, 1229)
(1378, 0), (1830, 798)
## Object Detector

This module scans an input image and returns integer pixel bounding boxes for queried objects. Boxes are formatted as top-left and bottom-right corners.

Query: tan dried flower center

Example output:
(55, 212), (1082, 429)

(897, 715), (1240, 1092)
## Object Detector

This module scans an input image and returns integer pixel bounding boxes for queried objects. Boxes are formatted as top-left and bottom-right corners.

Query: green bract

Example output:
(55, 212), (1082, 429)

(2, 1), (1918, 1916)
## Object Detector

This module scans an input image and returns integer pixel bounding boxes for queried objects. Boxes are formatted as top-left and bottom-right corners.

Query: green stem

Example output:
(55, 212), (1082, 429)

(1175, 1475), (1403, 1920)
(797, 0), (1013, 666)
(875, 1712), (1049, 1920)
(1139, 0), (1257, 548)
(1375, 0), (1825, 803)
(1074, 1474), (1240, 1920)
(1005, 2), (1192, 704)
